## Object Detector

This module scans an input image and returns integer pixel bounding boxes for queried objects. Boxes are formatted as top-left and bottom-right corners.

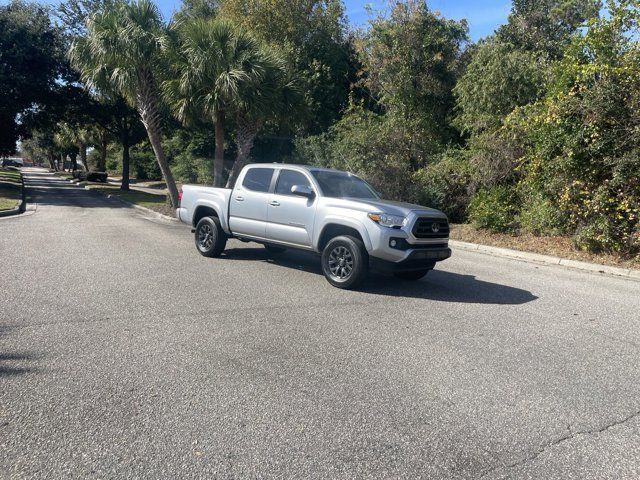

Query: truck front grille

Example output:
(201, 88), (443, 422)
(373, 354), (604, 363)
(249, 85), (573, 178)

(412, 218), (450, 239)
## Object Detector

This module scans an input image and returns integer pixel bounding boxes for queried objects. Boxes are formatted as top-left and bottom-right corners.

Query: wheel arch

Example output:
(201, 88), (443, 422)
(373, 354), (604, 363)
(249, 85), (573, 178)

(192, 205), (219, 226)
(316, 220), (372, 252)
(192, 200), (231, 234)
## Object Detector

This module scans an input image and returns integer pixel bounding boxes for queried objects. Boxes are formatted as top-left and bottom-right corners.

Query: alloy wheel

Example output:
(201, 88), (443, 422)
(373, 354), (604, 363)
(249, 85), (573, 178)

(198, 224), (213, 250)
(328, 245), (354, 280)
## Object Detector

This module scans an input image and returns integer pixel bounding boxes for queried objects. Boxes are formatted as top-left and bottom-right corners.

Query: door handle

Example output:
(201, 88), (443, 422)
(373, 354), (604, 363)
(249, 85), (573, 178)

(269, 200), (280, 207)
(235, 196), (244, 201)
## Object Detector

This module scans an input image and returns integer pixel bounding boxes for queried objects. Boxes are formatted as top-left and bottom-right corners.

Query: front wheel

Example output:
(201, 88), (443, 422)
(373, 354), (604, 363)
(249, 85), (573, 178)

(321, 235), (368, 289)
(394, 269), (430, 281)
(195, 216), (227, 257)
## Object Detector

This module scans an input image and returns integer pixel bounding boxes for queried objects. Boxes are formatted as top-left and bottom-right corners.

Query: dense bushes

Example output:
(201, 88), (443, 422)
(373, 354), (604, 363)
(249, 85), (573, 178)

(468, 186), (519, 233)
(295, 106), (427, 201)
(293, 0), (639, 257)
(413, 149), (472, 222)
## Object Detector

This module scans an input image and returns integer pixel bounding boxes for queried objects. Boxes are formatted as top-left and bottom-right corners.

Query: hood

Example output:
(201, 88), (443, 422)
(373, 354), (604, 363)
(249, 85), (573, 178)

(341, 198), (447, 218)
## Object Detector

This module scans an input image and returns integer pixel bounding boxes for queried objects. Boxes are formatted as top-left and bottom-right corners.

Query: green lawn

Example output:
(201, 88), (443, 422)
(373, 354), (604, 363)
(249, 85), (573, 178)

(53, 171), (74, 180)
(0, 168), (22, 211)
(85, 184), (173, 216)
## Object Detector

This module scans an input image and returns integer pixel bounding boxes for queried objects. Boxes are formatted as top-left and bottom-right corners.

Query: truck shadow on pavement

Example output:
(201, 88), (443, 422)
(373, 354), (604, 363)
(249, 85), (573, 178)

(0, 327), (37, 377)
(222, 247), (538, 305)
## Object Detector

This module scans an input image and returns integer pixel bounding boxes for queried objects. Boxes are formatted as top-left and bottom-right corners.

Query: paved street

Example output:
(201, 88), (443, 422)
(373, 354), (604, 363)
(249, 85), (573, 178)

(1, 168), (639, 479)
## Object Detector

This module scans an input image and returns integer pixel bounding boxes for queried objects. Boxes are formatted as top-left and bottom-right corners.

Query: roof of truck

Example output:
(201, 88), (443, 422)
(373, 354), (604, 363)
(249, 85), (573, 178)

(245, 163), (353, 175)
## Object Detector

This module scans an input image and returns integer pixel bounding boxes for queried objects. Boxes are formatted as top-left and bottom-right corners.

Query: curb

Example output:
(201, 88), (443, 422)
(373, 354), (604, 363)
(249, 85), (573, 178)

(449, 240), (640, 281)
(0, 171), (26, 218)
(59, 176), (175, 222)
(83, 185), (178, 223)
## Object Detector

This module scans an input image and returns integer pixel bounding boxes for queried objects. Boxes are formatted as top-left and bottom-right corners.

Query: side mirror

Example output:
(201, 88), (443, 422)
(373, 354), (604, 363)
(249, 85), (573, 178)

(291, 184), (315, 199)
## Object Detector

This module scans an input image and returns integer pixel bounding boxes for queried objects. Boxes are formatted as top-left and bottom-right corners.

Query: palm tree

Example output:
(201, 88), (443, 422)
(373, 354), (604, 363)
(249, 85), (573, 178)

(164, 18), (278, 187)
(224, 54), (299, 188)
(54, 122), (92, 171)
(69, 0), (180, 207)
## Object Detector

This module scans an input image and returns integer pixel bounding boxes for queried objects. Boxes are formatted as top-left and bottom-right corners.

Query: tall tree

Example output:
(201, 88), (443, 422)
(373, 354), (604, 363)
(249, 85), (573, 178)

(21, 130), (61, 171)
(453, 39), (548, 134)
(164, 19), (289, 186)
(53, 122), (94, 171)
(497, 0), (601, 58)
(57, 0), (110, 38)
(70, 0), (180, 207)
(92, 98), (146, 189)
(216, 0), (355, 134)
(361, 1), (468, 141)
(225, 53), (300, 187)
(0, 1), (65, 154)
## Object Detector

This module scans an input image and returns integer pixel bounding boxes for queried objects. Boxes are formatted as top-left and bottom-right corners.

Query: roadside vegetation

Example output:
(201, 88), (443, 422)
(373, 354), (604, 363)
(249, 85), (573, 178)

(0, 168), (23, 211)
(82, 183), (171, 216)
(2, 0), (638, 261)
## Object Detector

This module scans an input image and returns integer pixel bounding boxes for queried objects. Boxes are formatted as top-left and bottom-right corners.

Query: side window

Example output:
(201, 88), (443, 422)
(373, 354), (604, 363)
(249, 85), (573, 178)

(242, 168), (274, 193)
(275, 170), (311, 196)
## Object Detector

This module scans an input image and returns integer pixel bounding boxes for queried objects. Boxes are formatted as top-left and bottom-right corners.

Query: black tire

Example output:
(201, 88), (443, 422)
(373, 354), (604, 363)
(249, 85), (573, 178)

(394, 269), (430, 281)
(195, 216), (227, 257)
(321, 235), (368, 289)
(264, 244), (287, 254)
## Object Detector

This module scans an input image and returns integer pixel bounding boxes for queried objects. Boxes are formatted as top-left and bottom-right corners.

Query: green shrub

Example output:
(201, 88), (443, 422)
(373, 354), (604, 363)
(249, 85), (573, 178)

(468, 186), (519, 233)
(414, 148), (472, 222)
(573, 218), (617, 254)
(293, 105), (432, 202)
(518, 192), (565, 235)
(563, 181), (640, 254)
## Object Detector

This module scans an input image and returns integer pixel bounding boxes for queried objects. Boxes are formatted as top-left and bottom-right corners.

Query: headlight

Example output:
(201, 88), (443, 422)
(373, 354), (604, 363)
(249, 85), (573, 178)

(367, 212), (406, 228)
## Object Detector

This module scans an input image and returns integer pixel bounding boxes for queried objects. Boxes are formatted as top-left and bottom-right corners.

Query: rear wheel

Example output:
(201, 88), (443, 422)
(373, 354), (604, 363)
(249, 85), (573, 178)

(264, 244), (287, 254)
(195, 216), (227, 257)
(394, 269), (429, 281)
(321, 235), (368, 289)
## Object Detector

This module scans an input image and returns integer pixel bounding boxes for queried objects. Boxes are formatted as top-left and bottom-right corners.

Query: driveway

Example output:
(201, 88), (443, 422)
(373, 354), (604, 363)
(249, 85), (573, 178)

(1, 168), (639, 479)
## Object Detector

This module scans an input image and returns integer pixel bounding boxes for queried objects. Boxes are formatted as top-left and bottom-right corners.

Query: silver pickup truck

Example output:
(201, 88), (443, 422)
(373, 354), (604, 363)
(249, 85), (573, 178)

(177, 164), (451, 289)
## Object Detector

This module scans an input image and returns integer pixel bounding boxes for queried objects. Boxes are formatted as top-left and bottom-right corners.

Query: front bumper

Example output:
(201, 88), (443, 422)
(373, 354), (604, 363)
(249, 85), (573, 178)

(366, 221), (451, 262)
(370, 248), (452, 273)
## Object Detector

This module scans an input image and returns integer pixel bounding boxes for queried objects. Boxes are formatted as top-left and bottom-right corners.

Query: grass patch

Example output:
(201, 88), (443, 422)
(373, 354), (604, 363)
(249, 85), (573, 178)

(450, 223), (640, 270)
(86, 184), (173, 216)
(0, 168), (22, 211)
(53, 171), (74, 180)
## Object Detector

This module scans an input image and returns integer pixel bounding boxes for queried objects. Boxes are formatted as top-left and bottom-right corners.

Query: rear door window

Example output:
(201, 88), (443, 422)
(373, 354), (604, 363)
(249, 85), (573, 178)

(242, 168), (274, 193)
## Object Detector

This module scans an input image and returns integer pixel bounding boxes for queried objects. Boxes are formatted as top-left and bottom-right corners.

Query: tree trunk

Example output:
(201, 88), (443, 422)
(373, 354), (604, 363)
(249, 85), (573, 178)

(225, 113), (258, 189)
(121, 131), (130, 191)
(136, 74), (179, 208)
(213, 109), (225, 187)
(79, 142), (87, 171)
(70, 152), (78, 172)
(98, 134), (108, 172)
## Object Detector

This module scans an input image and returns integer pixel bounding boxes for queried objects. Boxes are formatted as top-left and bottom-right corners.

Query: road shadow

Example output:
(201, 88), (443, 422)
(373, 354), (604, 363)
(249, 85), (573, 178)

(363, 270), (538, 304)
(221, 247), (537, 305)
(22, 171), (130, 210)
(0, 326), (38, 377)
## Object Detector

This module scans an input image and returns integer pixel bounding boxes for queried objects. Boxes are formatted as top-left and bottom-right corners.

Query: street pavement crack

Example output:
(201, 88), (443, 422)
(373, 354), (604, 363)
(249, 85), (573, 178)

(479, 409), (640, 478)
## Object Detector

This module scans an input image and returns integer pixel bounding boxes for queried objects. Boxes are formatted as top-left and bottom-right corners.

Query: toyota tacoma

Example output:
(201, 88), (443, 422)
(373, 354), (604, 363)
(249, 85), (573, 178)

(177, 164), (451, 289)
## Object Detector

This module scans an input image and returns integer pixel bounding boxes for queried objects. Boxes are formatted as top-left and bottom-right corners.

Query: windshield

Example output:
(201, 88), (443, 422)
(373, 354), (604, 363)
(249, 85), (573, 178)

(311, 170), (379, 199)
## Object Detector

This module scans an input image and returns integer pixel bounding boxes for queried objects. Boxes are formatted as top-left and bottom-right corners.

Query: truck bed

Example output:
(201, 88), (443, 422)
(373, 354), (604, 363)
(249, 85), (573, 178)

(176, 185), (232, 232)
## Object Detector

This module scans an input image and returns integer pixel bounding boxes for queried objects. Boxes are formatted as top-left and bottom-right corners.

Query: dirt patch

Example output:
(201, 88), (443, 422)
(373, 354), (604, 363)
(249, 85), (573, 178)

(450, 224), (640, 270)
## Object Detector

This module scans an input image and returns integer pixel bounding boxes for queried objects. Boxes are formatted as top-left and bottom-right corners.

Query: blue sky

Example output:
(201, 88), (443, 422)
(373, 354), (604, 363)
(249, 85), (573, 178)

(36, 0), (511, 41)
(345, 1), (510, 40)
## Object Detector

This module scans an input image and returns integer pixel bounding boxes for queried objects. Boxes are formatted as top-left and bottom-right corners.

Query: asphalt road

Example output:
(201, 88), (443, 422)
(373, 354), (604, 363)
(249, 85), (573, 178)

(1, 168), (639, 479)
